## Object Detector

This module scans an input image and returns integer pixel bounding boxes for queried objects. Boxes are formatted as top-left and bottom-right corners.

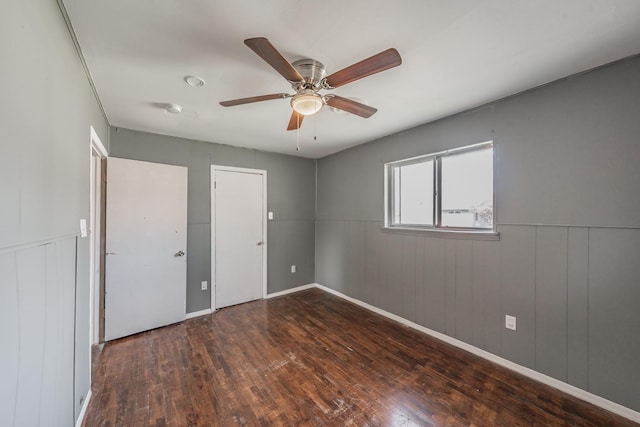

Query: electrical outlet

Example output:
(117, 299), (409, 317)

(268, 211), (274, 220)
(505, 315), (517, 331)
(201, 281), (208, 291)
(290, 265), (296, 273)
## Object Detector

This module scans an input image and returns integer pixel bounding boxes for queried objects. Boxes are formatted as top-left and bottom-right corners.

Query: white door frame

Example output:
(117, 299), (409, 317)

(89, 125), (107, 346)
(210, 165), (267, 311)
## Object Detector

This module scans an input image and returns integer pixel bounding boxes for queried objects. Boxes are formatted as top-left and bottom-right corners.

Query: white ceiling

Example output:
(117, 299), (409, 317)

(62, 0), (640, 158)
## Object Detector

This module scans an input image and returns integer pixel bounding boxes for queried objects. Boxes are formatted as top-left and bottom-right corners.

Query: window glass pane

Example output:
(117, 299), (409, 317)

(441, 147), (493, 228)
(393, 166), (400, 224)
(396, 160), (433, 225)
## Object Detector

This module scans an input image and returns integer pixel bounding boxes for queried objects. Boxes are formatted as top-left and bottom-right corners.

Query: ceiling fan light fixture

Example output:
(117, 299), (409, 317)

(291, 90), (323, 116)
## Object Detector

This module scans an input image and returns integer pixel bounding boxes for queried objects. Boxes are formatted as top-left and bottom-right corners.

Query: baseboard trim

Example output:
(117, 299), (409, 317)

(266, 284), (315, 299)
(187, 285), (316, 318)
(312, 283), (640, 423)
(75, 390), (92, 427)
(185, 308), (213, 319)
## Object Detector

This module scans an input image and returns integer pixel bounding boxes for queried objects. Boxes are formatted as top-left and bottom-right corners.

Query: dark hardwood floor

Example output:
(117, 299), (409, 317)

(83, 288), (637, 426)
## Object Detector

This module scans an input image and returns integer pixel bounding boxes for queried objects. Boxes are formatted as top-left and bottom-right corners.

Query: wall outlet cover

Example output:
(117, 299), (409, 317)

(201, 281), (208, 291)
(290, 265), (296, 273)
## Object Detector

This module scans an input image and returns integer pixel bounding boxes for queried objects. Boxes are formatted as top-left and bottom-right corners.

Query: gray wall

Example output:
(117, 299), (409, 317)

(109, 128), (316, 313)
(0, 0), (109, 426)
(316, 56), (640, 411)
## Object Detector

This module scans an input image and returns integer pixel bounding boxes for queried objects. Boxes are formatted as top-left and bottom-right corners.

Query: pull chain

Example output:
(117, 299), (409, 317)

(296, 113), (301, 151)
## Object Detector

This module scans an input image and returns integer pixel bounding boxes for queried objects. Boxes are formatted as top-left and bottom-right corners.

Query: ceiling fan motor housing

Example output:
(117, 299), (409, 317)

(292, 59), (326, 89)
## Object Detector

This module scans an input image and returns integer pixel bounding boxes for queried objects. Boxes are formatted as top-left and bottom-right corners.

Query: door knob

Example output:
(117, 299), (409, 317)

(256, 241), (264, 246)
(175, 250), (185, 257)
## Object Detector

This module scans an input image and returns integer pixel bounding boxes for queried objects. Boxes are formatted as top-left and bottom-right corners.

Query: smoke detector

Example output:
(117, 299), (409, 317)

(165, 103), (182, 114)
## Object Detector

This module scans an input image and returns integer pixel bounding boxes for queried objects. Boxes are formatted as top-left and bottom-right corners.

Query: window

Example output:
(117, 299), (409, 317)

(385, 141), (494, 233)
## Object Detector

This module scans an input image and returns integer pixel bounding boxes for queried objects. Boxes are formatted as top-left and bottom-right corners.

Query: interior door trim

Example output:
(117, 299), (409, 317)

(210, 165), (268, 311)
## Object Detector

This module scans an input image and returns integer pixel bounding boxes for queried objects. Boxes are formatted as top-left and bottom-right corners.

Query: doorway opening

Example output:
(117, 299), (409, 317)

(89, 126), (107, 345)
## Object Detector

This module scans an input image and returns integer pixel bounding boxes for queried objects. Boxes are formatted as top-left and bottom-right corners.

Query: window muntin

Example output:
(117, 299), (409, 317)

(386, 142), (494, 231)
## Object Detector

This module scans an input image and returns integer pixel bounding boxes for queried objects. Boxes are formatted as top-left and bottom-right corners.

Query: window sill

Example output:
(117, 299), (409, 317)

(381, 226), (500, 241)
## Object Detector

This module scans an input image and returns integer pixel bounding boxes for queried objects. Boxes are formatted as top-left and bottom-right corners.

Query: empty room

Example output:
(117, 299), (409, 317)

(2, 1), (640, 426)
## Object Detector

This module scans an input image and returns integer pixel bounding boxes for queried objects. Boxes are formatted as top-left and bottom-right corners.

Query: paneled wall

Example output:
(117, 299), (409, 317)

(109, 129), (316, 312)
(0, 1), (109, 425)
(316, 55), (640, 412)
(0, 238), (77, 426)
(316, 222), (640, 410)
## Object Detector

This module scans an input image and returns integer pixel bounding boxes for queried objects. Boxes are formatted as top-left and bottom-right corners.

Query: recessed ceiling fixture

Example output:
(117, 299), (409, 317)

(185, 75), (205, 87)
(165, 103), (182, 114)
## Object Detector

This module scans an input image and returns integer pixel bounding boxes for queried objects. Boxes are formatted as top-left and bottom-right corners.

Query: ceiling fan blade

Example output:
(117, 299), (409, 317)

(324, 48), (402, 89)
(244, 37), (304, 83)
(326, 95), (377, 118)
(287, 110), (304, 131)
(219, 93), (290, 107)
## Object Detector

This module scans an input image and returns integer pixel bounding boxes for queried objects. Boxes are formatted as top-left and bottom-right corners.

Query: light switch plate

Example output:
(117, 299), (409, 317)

(505, 315), (517, 331)
(80, 219), (87, 238)
(268, 212), (274, 220)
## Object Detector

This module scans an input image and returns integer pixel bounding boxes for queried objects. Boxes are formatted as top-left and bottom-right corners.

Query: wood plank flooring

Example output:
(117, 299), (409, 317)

(83, 288), (637, 426)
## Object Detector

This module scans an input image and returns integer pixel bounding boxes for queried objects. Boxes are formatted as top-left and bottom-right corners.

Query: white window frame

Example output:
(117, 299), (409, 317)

(384, 141), (498, 239)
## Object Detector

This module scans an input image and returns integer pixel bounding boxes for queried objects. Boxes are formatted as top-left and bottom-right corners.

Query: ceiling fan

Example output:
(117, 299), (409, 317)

(220, 37), (402, 131)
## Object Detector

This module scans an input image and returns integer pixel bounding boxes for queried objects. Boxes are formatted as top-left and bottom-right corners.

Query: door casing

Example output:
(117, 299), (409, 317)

(89, 125), (107, 345)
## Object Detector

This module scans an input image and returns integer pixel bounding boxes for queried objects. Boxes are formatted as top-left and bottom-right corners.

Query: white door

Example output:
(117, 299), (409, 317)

(105, 157), (188, 341)
(212, 166), (266, 309)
